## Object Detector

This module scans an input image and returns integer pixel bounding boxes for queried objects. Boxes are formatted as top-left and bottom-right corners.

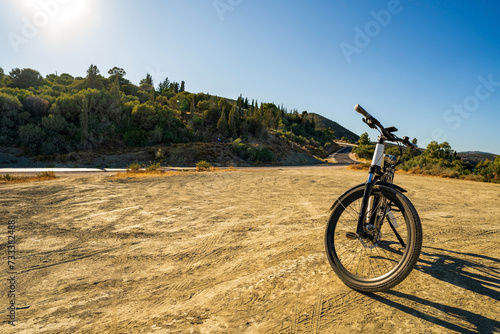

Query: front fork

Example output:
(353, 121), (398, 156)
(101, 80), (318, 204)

(356, 170), (378, 237)
(356, 141), (385, 237)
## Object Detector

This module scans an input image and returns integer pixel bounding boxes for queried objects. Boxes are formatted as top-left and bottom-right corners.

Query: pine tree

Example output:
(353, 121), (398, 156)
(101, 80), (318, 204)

(0, 67), (5, 87)
(180, 81), (185, 92)
(140, 73), (153, 86)
(86, 64), (100, 89)
(158, 77), (170, 93)
(358, 132), (371, 146)
(108, 67), (126, 87)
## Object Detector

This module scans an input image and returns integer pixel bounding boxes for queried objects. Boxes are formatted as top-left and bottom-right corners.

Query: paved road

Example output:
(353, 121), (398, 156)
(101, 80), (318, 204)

(0, 168), (127, 175)
(0, 164), (354, 176)
(326, 146), (359, 164)
(0, 145), (360, 175)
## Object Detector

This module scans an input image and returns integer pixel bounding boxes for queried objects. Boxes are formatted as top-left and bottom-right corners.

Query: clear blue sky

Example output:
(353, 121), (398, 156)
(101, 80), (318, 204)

(1, 0), (499, 154)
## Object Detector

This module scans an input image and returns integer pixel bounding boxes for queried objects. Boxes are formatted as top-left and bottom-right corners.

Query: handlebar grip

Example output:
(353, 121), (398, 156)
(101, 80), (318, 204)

(354, 104), (370, 118)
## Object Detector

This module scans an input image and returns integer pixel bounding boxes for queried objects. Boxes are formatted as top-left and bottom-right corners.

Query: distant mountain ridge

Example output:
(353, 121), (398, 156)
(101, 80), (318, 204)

(306, 113), (359, 142)
(459, 151), (498, 156)
(458, 151), (497, 165)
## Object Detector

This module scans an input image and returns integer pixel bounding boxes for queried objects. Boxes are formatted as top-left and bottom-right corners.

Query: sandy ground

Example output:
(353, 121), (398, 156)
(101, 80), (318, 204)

(0, 167), (499, 333)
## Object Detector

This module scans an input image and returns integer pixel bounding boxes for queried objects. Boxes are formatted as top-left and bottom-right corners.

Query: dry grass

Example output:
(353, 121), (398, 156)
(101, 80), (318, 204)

(112, 170), (186, 179)
(0, 171), (57, 184)
(111, 167), (236, 179)
(347, 162), (370, 170)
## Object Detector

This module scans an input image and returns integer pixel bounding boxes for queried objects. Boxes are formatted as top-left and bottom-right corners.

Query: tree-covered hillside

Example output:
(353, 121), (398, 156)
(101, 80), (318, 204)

(0, 65), (345, 166)
(353, 132), (500, 183)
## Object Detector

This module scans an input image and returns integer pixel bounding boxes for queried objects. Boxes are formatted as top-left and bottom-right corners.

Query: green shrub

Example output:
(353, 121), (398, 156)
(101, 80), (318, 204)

(128, 162), (141, 171)
(123, 129), (148, 146)
(146, 162), (162, 171)
(131, 103), (158, 130)
(0, 174), (14, 181)
(353, 144), (375, 160)
(294, 135), (307, 146)
(154, 147), (166, 162)
(252, 147), (274, 163)
(474, 157), (500, 183)
(196, 160), (212, 171)
(18, 123), (46, 153)
(37, 171), (56, 179)
(231, 138), (251, 159)
(230, 139), (274, 163)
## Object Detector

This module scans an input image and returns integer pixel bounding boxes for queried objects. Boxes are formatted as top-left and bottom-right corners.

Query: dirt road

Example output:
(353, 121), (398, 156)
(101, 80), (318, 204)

(0, 167), (499, 333)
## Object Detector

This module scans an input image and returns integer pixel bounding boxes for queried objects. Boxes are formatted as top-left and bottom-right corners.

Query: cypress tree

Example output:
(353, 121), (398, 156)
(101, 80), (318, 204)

(217, 107), (228, 137)
(228, 105), (239, 138)
(80, 97), (89, 149)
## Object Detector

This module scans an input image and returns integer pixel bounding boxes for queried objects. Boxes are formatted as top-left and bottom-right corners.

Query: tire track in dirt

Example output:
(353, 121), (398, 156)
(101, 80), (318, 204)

(3, 170), (499, 333)
(18, 247), (120, 274)
(267, 289), (370, 333)
(122, 233), (224, 328)
(275, 172), (327, 222)
(310, 280), (323, 334)
(111, 241), (131, 334)
(291, 283), (301, 334)
(184, 234), (222, 271)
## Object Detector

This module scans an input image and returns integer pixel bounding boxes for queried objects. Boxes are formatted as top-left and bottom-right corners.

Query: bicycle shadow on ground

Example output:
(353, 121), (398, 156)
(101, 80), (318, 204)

(368, 246), (500, 333)
(416, 246), (500, 302)
(369, 290), (500, 334)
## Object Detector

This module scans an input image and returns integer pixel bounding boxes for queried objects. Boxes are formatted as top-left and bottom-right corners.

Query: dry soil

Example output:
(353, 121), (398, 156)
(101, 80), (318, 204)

(0, 167), (499, 333)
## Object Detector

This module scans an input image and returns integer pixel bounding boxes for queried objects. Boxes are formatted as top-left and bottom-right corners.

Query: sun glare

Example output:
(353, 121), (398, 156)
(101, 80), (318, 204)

(13, 0), (99, 47)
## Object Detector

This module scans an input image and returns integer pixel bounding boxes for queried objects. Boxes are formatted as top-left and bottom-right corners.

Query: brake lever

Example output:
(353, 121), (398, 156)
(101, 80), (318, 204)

(362, 117), (377, 129)
(402, 136), (416, 149)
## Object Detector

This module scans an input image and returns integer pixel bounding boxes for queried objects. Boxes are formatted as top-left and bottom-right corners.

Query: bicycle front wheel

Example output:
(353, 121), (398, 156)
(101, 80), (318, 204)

(325, 185), (422, 292)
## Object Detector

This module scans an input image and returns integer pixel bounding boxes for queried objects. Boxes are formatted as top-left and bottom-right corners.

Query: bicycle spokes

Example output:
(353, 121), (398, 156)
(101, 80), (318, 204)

(325, 185), (422, 292)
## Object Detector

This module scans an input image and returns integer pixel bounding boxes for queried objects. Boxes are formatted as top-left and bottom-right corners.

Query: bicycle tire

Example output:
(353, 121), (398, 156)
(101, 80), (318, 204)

(325, 184), (422, 292)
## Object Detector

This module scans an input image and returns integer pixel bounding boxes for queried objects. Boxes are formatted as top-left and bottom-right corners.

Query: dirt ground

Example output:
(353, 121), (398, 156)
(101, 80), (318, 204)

(1, 167), (499, 333)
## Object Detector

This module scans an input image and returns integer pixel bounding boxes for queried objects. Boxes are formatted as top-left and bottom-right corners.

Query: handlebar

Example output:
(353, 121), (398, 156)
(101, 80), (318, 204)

(354, 104), (370, 118)
(354, 104), (416, 149)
